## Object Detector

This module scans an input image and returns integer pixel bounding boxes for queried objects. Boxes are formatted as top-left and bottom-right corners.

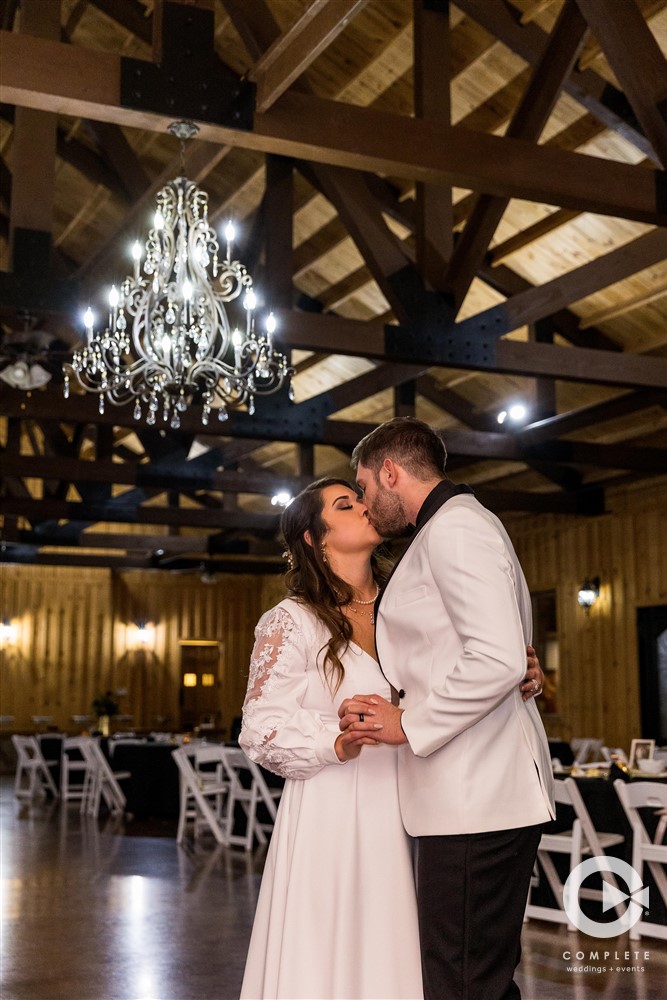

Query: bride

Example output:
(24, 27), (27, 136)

(239, 478), (543, 1000)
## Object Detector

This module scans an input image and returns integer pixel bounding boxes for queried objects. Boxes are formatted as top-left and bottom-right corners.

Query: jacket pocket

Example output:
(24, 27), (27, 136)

(394, 584), (428, 606)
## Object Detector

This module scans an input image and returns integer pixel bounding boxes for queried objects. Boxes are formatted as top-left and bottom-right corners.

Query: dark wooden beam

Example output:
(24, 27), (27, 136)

(0, 453), (312, 495)
(576, 0), (667, 167)
(413, 0), (453, 286)
(249, 0), (370, 113)
(456, 227), (667, 341)
(264, 154), (294, 309)
(517, 388), (667, 444)
(2, 32), (666, 225)
(302, 164), (414, 322)
(443, 0), (588, 312)
(0, 497), (280, 530)
(455, 0), (658, 162)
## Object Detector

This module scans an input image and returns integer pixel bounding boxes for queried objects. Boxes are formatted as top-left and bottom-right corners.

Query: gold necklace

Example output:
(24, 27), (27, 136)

(346, 584), (379, 625)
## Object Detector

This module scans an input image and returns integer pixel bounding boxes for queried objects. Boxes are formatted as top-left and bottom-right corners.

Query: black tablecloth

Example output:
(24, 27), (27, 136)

(110, 743), (180, 820)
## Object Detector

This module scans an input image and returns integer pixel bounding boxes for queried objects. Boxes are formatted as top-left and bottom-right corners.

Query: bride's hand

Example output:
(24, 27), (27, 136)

(521, 645), (544, 701)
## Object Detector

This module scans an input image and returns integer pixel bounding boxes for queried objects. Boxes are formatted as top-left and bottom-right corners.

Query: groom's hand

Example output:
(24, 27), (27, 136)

(338, 694), (380, 732)
(338, 694), (407, 746)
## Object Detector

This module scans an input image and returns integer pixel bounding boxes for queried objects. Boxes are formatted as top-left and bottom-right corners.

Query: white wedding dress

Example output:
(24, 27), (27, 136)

(239, 598), (423, 1000)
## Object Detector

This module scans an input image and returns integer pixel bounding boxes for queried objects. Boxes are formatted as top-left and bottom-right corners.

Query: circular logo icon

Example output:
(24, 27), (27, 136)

(563, 856), (648, 938)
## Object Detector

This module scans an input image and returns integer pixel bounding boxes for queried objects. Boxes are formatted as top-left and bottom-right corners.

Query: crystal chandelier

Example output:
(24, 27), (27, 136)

(64, 121), (294, 429)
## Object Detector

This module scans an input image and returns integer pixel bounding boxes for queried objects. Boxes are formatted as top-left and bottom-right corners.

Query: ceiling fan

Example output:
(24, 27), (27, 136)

(0, 316), (70, 390)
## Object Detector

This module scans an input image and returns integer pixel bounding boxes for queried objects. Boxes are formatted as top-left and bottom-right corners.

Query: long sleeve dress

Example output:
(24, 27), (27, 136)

(239, 598), (423, 1000)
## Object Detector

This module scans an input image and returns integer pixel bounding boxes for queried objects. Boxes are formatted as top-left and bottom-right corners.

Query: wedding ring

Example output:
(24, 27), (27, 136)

(359, 713), (365, 723)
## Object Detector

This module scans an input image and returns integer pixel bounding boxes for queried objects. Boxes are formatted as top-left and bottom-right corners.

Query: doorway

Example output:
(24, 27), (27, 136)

(179, 641), (222, 732)
(637, 605), (667, 742)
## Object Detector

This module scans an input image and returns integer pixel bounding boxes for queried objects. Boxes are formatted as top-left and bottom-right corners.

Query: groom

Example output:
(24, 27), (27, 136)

(339, 417), (554, 1000)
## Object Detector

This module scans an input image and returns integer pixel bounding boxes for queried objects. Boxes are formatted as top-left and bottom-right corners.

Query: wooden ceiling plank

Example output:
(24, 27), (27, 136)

(414, 0), (454, 287)
(519, 1), (555, 24)
(579, 278), (667, 328)
(575, 0), (667, 167)
(250, 0), (370, 114)
(455, 0), (659, 162)
(443, 0), (589, 312)
(489, 208), (580, 266)
(457, 227), (667, 342)
(89, 0), (153, 46)
(2, 33), (664, 225)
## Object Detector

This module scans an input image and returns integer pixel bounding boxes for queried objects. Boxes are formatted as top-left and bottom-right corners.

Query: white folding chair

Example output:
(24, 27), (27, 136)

(60, 736), (93, 802)
(526, 776), (625, 928)
(79, 738), (130, 817)
(172, 744), (230, 845)
(614, 779), (667, 940)
(11, 734), (59, 800)
(220, 747), (282, 852)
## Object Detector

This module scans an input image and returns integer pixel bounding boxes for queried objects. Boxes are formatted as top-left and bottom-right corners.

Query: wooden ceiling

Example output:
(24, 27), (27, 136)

(1, 0), (667, 574)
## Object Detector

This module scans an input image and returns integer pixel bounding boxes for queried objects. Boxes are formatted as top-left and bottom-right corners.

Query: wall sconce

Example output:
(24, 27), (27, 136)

(577, 577), (600, 613)
(0, 618), (17, 647)
(127, 620), (155, 650)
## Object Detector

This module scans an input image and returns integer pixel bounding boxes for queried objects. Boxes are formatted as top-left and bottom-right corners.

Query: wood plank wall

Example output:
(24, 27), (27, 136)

(0, 566), (285, 736)
(504, 476), (667, 750)
(1, 477), (664, 751)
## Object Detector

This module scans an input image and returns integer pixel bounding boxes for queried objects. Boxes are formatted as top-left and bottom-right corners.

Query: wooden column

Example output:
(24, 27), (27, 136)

(8, 0), (60, 270)
(414, 0), (453, 288)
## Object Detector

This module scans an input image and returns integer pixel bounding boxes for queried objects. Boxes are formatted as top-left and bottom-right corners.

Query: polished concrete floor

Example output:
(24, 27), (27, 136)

(1, 776), (666, 1000)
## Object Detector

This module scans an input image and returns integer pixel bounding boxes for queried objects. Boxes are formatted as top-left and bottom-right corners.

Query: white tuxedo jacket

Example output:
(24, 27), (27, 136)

(376, 492), (555, 837)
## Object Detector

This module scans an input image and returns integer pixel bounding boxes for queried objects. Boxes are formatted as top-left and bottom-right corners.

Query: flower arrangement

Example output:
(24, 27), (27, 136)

(92, 690), (120, 718)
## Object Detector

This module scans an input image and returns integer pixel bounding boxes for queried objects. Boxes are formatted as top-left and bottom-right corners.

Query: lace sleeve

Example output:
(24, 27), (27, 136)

(239, 604), (344, 779)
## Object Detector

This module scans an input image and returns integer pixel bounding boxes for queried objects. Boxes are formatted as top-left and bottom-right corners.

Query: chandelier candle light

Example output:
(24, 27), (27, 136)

(64, 121), (294, 429)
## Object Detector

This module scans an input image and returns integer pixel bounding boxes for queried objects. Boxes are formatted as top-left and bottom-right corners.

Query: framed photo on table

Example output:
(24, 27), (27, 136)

(629, 738), (655, 769)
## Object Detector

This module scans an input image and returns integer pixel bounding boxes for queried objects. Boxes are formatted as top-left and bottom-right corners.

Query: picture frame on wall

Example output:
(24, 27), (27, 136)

(629, 738), (655, 769)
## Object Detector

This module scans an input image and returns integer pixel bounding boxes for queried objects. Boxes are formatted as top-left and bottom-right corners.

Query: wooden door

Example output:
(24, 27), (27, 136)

(179, 641), (222, 732)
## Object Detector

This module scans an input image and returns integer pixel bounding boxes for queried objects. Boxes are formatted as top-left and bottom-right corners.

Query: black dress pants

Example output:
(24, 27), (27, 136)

(416, 823), (543, 1000)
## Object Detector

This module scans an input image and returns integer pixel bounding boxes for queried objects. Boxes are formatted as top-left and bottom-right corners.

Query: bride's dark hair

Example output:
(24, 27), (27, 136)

(280, 477), (391, 693)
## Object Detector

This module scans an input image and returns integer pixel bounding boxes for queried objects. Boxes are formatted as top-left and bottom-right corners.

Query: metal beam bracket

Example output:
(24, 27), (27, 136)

(120, 2), (254, 129)
(384, 269), (494, 366)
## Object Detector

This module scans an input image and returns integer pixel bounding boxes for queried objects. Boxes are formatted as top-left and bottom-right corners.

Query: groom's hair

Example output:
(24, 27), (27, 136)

(351, 417), (447, 480)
